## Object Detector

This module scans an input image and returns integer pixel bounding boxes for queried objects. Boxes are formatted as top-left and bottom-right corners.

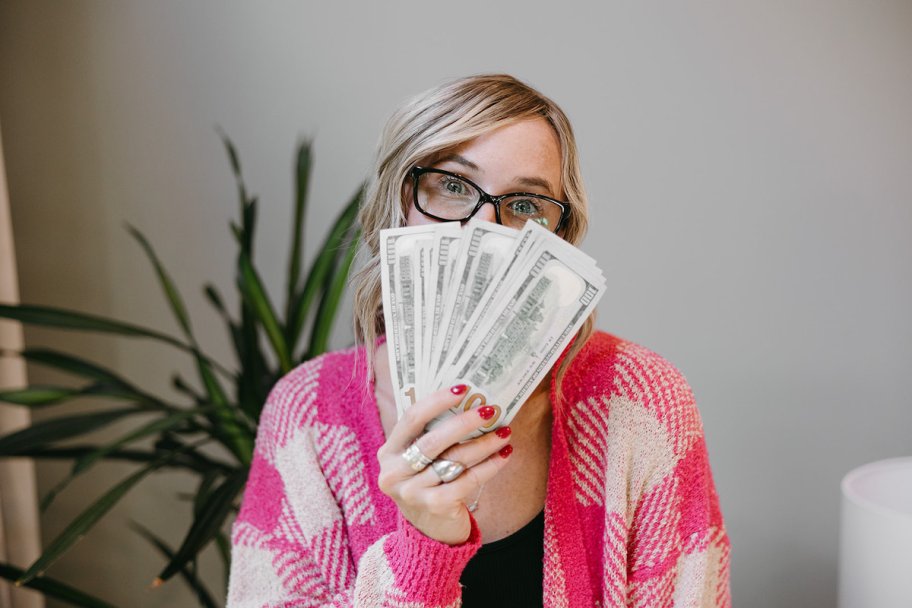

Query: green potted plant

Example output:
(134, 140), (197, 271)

(0, 133), (363, 607)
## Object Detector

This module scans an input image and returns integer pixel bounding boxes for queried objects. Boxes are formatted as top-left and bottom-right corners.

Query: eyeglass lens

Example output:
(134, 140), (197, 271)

(416, 171), (563, 231)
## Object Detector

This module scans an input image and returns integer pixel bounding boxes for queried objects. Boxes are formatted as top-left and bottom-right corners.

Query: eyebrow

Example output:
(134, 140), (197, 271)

(513, 176), (556, 195)
(434, 153), (557, 197)
(435, 153), (479, 171)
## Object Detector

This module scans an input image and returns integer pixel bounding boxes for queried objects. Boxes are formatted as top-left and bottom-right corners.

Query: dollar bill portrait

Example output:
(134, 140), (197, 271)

(227, 74), (732, 608)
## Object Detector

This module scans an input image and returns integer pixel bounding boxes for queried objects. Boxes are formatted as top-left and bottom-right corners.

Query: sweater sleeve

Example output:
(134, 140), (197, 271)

(225, 372), (482, 608)
(625, 366), (732, 607)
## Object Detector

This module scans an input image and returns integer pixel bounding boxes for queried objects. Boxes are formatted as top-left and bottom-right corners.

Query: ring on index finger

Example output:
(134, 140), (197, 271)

(402, 440), (433, 472)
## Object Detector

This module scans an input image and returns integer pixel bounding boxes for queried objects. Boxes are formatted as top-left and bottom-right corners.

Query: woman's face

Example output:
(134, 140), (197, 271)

(405, 118), (564, 229)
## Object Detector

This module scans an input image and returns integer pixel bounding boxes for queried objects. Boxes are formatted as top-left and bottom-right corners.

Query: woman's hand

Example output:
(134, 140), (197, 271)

(376, 384), (513, 545)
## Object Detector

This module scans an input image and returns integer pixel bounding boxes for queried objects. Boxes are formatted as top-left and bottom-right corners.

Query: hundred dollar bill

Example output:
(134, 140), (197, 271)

(412, 224), (461, 399)
(380, 225), (453, 416)
(434, 220), (545, 376)
(448, 222), (604, 374)
(428, 220), (519, 388)
(428, 223), (606, 438)
(418, 228), (463, 396)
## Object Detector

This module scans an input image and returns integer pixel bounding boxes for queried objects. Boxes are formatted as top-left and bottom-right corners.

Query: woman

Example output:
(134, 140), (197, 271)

(226, 74), (731, 607)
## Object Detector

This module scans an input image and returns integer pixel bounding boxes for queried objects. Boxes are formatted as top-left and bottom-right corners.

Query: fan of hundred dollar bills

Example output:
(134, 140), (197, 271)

(380, 219), (606, 439)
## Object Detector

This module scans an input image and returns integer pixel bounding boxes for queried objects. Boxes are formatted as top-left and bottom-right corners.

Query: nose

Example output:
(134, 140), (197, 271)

(473, 201), (498, 224)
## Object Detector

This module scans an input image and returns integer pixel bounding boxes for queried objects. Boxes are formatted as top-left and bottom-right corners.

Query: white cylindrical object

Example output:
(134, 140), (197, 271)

(838, 456), (912, 608)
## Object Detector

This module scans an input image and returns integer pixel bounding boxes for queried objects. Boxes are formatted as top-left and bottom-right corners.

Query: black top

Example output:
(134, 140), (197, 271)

(459, 509), (545, 607)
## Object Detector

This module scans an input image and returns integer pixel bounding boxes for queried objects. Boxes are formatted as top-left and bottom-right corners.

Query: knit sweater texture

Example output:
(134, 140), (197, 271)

(226, 330), (732, 607)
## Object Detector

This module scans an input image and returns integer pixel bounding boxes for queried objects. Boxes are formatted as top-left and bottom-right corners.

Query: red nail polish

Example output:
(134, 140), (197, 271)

(499, 445), (513, 458)
(450, 384), (468, 395)
(495, 426), (512, 439)
(477, 406), (496, 420)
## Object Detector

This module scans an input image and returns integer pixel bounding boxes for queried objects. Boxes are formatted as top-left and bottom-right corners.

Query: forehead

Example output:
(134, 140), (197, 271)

(432, 118), (563, 195)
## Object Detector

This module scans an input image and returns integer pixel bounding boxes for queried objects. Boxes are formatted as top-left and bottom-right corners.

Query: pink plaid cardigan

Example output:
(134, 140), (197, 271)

(226, 331), (731, 607)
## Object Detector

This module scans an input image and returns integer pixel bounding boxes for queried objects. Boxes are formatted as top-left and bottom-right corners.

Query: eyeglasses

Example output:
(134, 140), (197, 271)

(408, 166), (570, 233)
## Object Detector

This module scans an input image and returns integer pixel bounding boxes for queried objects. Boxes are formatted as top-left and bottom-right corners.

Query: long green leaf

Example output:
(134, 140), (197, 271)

(229, 220), (243, 246)
(232, 348), (268, 427)
(241, 195), (257, 252)
(220, 130), (273, 427)
(203, 277), (264, 423)
(154, 469), (248, 584)
(194, 355), (252, 464)
(225, 133), (271, 427)
(215, 531), (231, 594)
(232, 289), (270, 426)
(0, 308), (235, 380)
(15, 443), (201, 586)
(19, 347), (148, 389)
(128, 521), (218, 608)
(233, 356), (267, 425)
(201, 284), (251, 401)
(287, 185), (363, 352)
(0, 407), (148, 456)
(39, 409), (212, 512)
(9, 445), (233, 474)
(203, 282), (238, 333)
(72, 410), (204, 473)
(218, 127), (242, 180)
(285, 139), (313, 325)
(0, 380), (168, 410)
(124, 222), (194, 339)
(216, 128), (250, 226)
(0, 385), (83, 407)
(0, 302), (184, 347)
(308, 225), (361, 358)
(220, 128), (256, 254)
(236, 252), (291, 372)
(0, 562), (117, 608)
(172, 373), (205, 403)
(203, 282), (228, 315)
(193, 471), (220, 517)
(14, 348), (179, 413)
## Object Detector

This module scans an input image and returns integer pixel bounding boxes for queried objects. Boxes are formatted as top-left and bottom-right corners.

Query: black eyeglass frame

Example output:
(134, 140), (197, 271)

(408, 166), (571, 233)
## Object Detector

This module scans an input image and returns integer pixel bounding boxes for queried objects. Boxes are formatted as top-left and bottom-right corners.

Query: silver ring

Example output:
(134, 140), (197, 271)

(401, 441), (433, 472)
(431, 458), (466, 483)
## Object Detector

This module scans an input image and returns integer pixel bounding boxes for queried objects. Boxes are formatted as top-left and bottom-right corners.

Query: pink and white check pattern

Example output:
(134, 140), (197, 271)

(226, 331), (731, 607)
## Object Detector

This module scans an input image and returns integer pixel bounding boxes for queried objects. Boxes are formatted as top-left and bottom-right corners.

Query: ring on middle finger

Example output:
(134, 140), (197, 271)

(402, 440), (433, 472)
(432, 458), (466, 483)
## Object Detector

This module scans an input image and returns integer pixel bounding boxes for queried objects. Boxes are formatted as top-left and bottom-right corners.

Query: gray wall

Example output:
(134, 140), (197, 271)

(2, 2), (911, 606)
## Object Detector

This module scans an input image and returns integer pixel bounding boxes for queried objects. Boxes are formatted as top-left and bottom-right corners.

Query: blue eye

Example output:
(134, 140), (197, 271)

(506, 198), (541, 216)
(436, 177), (473, 198)
(445, 179), (465, 194)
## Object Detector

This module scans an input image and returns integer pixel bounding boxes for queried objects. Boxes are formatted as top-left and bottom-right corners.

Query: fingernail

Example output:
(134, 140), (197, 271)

(494, 426), (512, 439)
(499, 445), (513, 458)
(450, 384), (468, 395)
(477, 406), (496, 420)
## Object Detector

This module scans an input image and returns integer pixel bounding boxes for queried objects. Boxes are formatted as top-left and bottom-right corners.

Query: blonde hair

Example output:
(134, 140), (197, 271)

(352, 73), (595, 403)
